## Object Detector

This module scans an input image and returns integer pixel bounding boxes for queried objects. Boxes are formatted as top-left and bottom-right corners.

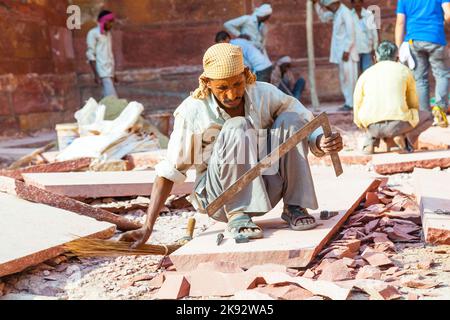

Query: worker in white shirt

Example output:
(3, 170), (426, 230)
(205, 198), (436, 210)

(224, 4), (272, 58)
(86, 10), (118, 98)
(351, 0), (379, 74)
(215, 31), (273, 83)
(314, 0), (359, 112)
(119, 43), (343, 246)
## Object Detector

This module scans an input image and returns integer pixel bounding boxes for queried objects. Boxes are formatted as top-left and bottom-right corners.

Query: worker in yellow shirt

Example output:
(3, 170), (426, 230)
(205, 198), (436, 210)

(354, 41), (433, 154)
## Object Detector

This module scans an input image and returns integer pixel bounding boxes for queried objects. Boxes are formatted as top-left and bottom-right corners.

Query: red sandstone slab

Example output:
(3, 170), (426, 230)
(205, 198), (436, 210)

(189, 271), (262, 297)
(308, 151), (372, 166)
(373, 150), (450, 175)
(0, 176), (141, 231)
(361, 249), (393, 267)
(22, 170), (196, 198)
(43, 150), (167, 170)
(170, 168), (379, 271)
(126, 150), (167, 169)
(418, 126), (450, 150)
(0, 158), (92, 180)
(318, 260), (353, 282)
(124, 149), (371, 170)
(414, 169), (450, 245)
(0, 192), (115, 278)
(154, 274), (190, 300)
(258, 272), (351, 300)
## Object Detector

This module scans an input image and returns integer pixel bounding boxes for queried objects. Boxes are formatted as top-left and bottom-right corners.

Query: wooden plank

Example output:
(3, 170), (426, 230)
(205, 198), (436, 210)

(170, 168), (379, 271)
(22, 170), (196, 199)
(373, 150), (450, 175)
(0, 193), (115, 278)
(414, 168), (450, 245)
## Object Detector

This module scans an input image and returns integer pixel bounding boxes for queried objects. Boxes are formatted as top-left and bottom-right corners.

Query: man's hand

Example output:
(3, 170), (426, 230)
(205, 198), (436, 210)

(239, 33), (251, 41)
(318, 132), (343, 154)
(114, 75), (119, 84)
(119, 226), (152, 249)
(89, 60), (101, 85)
(119, 176), (174, 249)
(342, 52), (350, 62)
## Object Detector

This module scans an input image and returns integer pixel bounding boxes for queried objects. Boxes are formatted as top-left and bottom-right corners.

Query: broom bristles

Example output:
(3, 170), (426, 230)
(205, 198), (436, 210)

(64, 238), (182, 258)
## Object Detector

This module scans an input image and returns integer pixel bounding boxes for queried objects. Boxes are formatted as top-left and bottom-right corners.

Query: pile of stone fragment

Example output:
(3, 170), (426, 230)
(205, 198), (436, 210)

(145, 186), (442, 300)
(309, 186), (422, 281)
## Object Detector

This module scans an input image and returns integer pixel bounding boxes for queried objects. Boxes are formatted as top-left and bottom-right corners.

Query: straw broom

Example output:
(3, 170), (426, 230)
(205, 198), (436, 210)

(64, 238), (182, 258)
(64, 218), (195, 258)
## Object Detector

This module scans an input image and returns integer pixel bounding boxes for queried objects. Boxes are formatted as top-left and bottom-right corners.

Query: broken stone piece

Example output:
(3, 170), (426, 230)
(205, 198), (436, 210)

(154, 275), (190, 300)
(364, 192), (381, 208)
(355, 265), (382, 280)
(318, 260), (353, 282)
(361, 249), (393, 267)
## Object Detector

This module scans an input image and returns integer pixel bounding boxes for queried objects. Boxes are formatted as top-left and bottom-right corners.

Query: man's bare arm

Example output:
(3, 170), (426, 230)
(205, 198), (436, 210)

(119, 176), (174, 248)
(395, 13), (406, 48)
(443, 3), (450, 24)
(89, 61), (100, 85)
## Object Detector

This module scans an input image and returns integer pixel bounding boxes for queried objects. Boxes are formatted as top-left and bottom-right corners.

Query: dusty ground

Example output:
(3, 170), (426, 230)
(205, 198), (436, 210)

(1, 166), (449, 300)
(1, 112), (449, 300)
(0, 210), (214, 300)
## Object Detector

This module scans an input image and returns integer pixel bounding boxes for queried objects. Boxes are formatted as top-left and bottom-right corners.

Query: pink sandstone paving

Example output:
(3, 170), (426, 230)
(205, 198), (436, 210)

(22, 170), (196, 198)
(0, 176), (141, 231)
(170, 168), (380, 271)
(0, 158), (92, 180)
(0, 192), (115, 278)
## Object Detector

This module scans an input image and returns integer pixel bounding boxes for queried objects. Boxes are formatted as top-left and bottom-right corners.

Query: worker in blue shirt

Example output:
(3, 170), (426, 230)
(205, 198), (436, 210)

(395, 0), (450, 128)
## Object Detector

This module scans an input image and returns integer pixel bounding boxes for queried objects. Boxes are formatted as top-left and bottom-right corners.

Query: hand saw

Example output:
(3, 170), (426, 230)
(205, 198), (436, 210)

(205, 112), (343, 217)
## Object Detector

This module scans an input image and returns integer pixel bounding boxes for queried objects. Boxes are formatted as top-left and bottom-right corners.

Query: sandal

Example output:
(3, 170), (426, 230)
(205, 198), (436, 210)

(281, 205), (317, 231)
(227, 214), (264, 240)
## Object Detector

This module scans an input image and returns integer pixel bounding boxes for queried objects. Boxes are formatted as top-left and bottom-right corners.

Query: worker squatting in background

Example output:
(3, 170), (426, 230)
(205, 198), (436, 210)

(354, 41), (433, 155)
(314, 0), (359, 112)
(86, 10), (118, 98)
(395, 0), (450, 128)
(271, 56), (306, 102)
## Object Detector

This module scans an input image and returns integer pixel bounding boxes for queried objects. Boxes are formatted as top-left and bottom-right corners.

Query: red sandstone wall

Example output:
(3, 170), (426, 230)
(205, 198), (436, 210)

(0, 0), (80, 134)
(3, 0), (443, 134)
(73, 0), (400, 115)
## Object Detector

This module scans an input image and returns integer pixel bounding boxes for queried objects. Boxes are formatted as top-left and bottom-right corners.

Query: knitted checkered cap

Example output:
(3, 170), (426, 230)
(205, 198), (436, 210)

(201, 43), (245, 80)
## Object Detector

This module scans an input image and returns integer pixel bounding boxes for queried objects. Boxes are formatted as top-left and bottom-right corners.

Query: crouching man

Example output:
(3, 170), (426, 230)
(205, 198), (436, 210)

(354, 41), (433, 154)
(120, 44), (343, 246)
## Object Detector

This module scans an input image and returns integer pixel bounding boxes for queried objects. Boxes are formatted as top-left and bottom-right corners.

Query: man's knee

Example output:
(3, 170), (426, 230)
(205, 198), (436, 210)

(419, 111), (434, 125)
(222, 116), (249, 130)
(274, 112), (307, 129)
(217, 117), (251, 148)
(275, 112), (308, 128)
